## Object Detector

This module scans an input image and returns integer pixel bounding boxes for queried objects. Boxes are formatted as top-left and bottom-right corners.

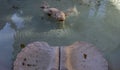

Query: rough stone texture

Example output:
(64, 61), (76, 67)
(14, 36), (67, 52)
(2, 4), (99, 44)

(14, 42), (59, 70)
(63, 41), (108, 70)
(14, 41), (108, 70)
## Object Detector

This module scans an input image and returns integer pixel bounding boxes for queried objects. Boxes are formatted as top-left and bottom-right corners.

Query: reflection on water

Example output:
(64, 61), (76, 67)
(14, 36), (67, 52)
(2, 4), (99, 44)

(0, 23), (15, 70)
(11, 13), (24, 29)
(0, 0), (120, 70)
(88, 0), (107, 18)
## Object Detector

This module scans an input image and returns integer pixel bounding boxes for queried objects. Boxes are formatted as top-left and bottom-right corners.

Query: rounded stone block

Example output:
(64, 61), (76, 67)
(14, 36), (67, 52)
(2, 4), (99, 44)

(63, 41), (108, 70)
(14, 42), (59, 70)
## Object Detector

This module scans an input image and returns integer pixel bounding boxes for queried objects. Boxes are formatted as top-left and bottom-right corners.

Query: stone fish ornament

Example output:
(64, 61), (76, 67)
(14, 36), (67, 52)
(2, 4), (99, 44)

(14, 41), (108, 70)
(40, 1), (78, 22)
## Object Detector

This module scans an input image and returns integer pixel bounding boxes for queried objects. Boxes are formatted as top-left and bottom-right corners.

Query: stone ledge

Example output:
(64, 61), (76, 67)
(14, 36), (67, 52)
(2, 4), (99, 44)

(14, 41), (108, 70)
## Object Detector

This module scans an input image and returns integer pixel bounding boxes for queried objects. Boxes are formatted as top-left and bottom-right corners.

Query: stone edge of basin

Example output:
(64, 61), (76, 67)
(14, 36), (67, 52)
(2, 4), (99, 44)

(13, 41), (108, 70)
(62, 41), (108, 70)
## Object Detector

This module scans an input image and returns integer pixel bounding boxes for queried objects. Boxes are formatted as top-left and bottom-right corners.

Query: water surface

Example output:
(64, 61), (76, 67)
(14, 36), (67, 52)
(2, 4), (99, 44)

(0, 0), (120, 70)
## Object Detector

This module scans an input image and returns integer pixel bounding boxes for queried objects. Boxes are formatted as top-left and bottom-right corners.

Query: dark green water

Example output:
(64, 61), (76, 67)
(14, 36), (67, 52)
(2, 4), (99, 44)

(0, 0), (120, 70)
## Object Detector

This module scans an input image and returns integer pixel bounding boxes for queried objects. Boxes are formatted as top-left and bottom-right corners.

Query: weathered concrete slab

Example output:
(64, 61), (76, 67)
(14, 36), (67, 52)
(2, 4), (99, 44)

(14, 41), (108, 70)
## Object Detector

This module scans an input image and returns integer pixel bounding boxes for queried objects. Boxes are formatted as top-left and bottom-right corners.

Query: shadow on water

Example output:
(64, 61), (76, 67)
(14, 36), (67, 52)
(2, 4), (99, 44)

(0, 0), (120, 70)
